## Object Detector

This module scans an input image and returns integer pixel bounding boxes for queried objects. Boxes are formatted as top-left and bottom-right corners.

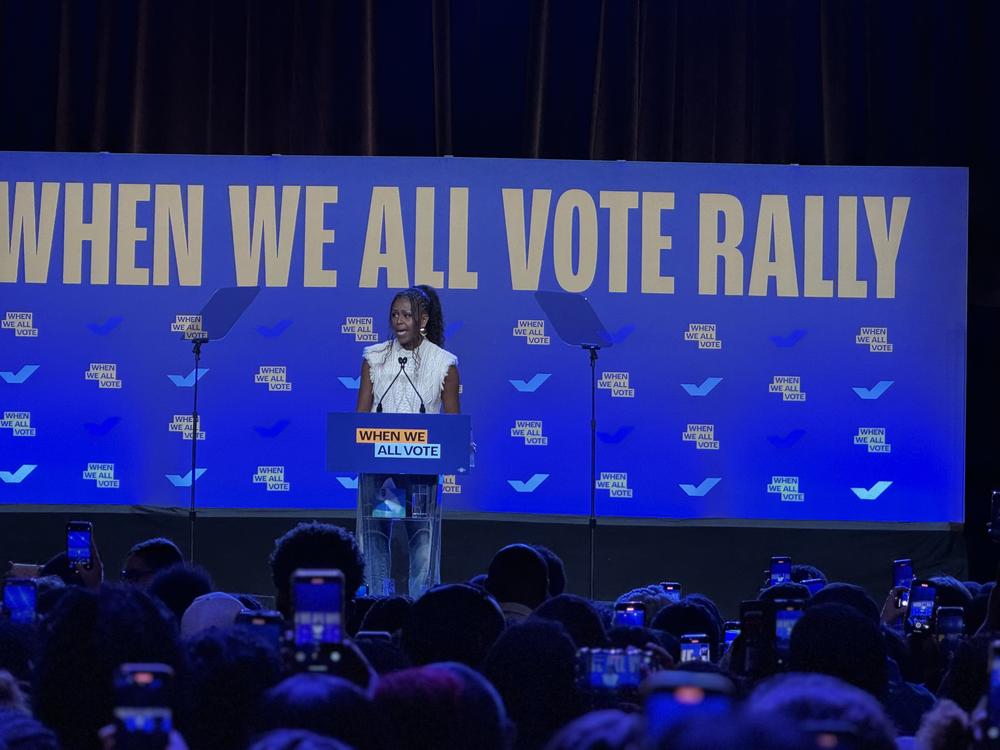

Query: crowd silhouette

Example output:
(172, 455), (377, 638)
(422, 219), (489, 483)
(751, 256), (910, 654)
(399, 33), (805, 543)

(1, 521), (998, 750)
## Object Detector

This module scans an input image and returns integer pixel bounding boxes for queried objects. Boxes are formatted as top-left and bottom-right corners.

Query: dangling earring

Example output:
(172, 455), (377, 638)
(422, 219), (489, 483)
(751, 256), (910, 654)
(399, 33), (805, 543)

(419, 327), (427, 338)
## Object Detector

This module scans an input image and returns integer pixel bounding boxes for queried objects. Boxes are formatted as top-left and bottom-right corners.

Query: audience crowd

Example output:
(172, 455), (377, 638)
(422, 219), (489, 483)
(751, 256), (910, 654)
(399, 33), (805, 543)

(1, 522), (998, 750)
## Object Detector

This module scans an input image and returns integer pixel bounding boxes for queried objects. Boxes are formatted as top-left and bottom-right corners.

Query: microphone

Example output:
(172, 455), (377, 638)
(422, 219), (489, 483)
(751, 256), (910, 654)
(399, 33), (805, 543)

(400, 359), (426, 413)
(375, 357), (407, 413)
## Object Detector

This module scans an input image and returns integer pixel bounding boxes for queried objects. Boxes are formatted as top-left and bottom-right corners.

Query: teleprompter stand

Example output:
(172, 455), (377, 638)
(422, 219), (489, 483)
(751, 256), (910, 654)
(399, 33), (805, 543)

(178, 286), (259, 563)
(533, 291), (613, 600)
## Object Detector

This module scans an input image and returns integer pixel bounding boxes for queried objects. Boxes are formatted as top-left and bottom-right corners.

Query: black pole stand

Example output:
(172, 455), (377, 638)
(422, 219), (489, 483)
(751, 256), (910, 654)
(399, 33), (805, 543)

(585, 344), (599, 601)
(189, 339), (204, 564)
(532, 290), (613, 602)
(176, 286), (260, 565)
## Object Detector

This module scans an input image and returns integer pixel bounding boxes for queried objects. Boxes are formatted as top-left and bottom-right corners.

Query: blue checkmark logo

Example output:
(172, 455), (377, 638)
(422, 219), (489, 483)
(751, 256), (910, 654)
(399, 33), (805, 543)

(83, 416), (122, 436)
(597, 425), (634, 444)
(852, 381), (894, 400)
(510, 374), (551, 393)
(167, 369), (210, 387)
(166, 469), (207, 487)
(508, 474), (549, 492)
(770, 329), (807, 347)
(86, 316), (124, 335)
(254, 419), (291, 438)
(609, 324), (636, 344)
(681, 377), (723, 397)
(767, 429), (806, 448)
(0, 365), (39, 384)
(0, 464), (37, 483)
(851, 480), (892, 500)
(338, 376), (361, 390)
(679, 477), (721, 496)
(256, 320), (293, 337)
(337, 476), (359, 490)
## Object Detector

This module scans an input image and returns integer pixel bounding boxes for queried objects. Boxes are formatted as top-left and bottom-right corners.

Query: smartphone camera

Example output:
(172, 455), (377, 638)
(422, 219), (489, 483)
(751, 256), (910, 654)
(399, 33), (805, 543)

(774, 599), (804, 657)
(892, 558), (914, 589)
(723, 621), (740, 653)
(291, 569), (345, 671)
(114, 663), (173, 750)
(577, 647), (650, 692)
(680, 633), (711, 663)
(2, 579), (37, 624)
(66, 521), (93, 571)
(905, 580), (937, 634)
(234, 609), (284, 650)
(769, 556), (792, 586)
(642, 671), (734, 743)
(612, 601), (646, 629)
(660, 582), (682, 603)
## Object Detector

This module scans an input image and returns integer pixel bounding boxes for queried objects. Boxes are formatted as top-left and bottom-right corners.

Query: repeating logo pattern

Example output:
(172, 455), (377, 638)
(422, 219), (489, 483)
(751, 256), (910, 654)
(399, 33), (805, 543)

(341, 316), (378, 342)
(255, 366), (292, 391)
(1, 411), (35, 437)
(856, 327), (893, 352)
(171, 314), (205, 339)
(0, 365), (39, 384)
(2, 312), (37, 337)
(513, 319), (550, 345)
(169, 415), (205, 441)
(684, 323), (721, 349)
(0, 152), (965, 523)
(682, 424), (718, 450)
(0, 464), (36, 483)
(511, 419), (547, 445)
(769, 376), (806, 401)
(596, 472), (632, 498)
(85, 363), (122, 389)
(598, 371), (634, 398)
(854, 427), (891, 453)
(254, 465), (289, 491)
(767, 475), (803, 502)
(83, 462), (119, 488)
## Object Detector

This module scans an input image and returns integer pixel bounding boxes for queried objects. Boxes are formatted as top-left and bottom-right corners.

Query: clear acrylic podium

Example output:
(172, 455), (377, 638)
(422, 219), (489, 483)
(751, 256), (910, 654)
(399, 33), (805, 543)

(326, 412), (472, 598)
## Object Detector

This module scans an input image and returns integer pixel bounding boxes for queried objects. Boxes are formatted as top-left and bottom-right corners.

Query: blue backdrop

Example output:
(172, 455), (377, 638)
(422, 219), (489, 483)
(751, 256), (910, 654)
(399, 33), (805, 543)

(0, 153), (967, 523)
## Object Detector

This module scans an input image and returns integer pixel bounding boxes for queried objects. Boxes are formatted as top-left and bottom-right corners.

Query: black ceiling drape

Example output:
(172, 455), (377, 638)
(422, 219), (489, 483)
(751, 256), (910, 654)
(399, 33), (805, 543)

(2, 0), (997, 568)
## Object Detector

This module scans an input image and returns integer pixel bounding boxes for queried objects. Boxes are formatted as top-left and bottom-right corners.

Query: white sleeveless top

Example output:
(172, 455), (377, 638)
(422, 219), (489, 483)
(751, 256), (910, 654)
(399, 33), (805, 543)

(364, 338), (458, 414)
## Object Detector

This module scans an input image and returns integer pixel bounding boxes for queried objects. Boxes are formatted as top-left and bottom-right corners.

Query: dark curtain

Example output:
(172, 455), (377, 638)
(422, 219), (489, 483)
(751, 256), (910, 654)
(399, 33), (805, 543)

(2, 0), (998, 571)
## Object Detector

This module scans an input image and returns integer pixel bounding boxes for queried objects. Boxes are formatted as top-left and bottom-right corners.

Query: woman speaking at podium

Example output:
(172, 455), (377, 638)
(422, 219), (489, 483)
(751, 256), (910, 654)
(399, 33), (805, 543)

(355, 285), (460, 597)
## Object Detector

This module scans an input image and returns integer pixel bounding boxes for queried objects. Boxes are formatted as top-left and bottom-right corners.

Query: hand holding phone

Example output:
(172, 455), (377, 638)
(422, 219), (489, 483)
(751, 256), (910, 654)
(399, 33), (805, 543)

(67, 520), (103, 588)
(291, 569), (345, 672)
(881, 587), (909, 627)
(67, 521), (93, 570)
(905, 580), (937, 634)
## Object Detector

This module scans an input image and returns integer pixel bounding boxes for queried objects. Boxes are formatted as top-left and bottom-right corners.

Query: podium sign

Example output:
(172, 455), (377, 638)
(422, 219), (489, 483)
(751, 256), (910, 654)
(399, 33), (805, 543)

(326, 412), (472, 475)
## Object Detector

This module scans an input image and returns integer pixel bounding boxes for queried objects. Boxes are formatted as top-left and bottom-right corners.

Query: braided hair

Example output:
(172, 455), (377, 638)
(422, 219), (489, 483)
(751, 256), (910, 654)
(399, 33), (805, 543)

(379, 286), (446, 369)
(388, 285), (446, 347)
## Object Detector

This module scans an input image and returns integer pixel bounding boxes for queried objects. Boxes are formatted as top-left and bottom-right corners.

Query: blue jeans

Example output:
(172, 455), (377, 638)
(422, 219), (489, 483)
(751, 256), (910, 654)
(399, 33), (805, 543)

(357, 474), (441, 598)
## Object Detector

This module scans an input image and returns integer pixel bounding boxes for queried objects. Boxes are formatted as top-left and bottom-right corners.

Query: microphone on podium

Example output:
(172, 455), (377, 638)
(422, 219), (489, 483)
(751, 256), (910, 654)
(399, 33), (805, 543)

(400, 358), (427, 413)
(375, 357), (408, 413)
